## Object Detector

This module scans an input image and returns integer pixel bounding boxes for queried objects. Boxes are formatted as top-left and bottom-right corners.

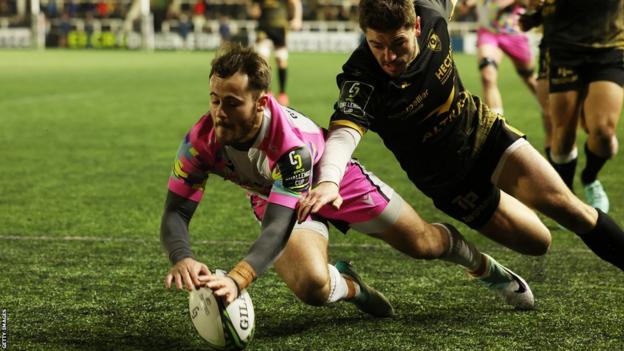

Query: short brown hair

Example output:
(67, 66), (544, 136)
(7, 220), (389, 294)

(209, 43), (271, 94)
(358, 0), (417, 32)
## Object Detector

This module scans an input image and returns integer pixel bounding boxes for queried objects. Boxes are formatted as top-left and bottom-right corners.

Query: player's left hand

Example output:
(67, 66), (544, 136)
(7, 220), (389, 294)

(201, 275), (239, 304)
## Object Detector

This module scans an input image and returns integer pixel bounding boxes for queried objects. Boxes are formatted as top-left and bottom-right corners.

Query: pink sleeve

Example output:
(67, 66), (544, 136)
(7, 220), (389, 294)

(167, 119), (212, 203)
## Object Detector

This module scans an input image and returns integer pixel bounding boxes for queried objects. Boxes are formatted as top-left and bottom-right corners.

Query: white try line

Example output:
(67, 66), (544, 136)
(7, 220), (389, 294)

(0, 234), (389, 249)
(0, 234), (597, 253)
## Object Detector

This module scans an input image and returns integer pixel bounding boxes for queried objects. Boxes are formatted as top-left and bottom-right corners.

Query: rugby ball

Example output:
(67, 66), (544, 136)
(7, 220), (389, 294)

(188, 270), (255, 350)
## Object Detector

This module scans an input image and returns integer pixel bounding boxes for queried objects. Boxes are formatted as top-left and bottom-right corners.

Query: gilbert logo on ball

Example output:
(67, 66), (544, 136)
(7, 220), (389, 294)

(188, 270), (255, 350)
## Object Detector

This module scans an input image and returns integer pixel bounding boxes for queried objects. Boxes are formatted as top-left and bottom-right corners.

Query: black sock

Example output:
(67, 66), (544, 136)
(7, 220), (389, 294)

(278, 68), (287, 94)
(549, 157), (577, 191)
(581, 143), (608, 185)
(545, 147), (552, 163)
(578, 209), (624, 271)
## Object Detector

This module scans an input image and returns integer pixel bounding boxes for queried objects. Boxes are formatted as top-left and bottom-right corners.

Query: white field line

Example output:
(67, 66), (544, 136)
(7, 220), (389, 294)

(0, 234), (594, 252)
(0, 234), (388, 249)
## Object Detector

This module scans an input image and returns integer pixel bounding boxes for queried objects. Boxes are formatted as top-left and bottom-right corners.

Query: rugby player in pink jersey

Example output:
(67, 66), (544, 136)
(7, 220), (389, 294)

(161, 44), (536, 316)
(465, 0), (541, 116)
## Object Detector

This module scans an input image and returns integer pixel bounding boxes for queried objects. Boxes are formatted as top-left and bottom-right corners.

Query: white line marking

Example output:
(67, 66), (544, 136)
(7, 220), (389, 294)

(0, 235), (389, 249)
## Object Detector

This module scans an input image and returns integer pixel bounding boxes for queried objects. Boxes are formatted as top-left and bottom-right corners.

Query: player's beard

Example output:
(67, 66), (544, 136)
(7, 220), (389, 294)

(214, 106), (260, 146)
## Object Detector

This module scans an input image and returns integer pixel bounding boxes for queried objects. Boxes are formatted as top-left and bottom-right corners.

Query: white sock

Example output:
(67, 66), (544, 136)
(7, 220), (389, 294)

(437, 223), (483, 272)
(550, 147), (578, 164)
(326, 264), (350, 303)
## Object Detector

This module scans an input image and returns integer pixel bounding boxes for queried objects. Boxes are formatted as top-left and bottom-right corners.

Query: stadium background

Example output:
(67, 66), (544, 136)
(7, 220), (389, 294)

(1, 1), (623, 350)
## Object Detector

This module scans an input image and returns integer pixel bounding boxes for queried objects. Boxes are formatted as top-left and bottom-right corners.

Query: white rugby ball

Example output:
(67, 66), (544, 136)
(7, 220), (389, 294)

(188, 270), (255, 350)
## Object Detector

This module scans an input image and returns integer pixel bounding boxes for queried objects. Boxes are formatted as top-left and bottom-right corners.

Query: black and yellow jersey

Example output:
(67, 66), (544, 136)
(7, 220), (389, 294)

(542, 0), (624, 50)
(254, 0), (289, 29)
(329, 0), (499, 195)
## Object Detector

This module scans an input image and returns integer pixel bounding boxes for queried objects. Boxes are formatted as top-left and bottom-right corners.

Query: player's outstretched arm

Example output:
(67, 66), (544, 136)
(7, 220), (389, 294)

(201, 203), (298, 302)
(296, 125), (361, 222)
(297, 182), (342, 223)
(161, 190), (206, 291)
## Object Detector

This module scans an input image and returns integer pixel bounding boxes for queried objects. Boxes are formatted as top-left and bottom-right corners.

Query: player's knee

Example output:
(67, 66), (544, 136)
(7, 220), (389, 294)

(525, 234), (551, 256)
(479, 57), (498, 84)
(479, 70), (497, 87)
(590, 127), (618, 157)
(479, 57), (498, 71)
(255, 42), (271, 60)
(516, 67), (535, 79)
(274, 47), (288, 62)
(293, 273), (329, 306)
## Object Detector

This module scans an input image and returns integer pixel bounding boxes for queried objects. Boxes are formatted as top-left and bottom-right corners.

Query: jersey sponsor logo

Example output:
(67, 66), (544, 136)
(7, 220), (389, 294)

(388, 89), (429, 120)
(551, 66), (578, 85)
(435, 51), (454, 85)
(422, 90), (467, 142)
(428, 32), (442, 52)
(338, 81), (374, 119)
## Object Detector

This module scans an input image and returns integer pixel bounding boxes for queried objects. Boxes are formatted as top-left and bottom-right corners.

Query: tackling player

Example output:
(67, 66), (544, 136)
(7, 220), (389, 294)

(297, 0), (624, 273)
(161, 44), (536, 317)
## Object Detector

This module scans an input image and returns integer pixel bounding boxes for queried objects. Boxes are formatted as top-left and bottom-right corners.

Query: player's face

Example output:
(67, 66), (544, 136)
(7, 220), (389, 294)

(209, 72), (266, 145)
(365, 18), (421, 77)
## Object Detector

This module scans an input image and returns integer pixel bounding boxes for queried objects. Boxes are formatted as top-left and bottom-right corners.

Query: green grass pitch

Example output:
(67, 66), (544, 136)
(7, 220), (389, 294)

(1, 49), (623, 350)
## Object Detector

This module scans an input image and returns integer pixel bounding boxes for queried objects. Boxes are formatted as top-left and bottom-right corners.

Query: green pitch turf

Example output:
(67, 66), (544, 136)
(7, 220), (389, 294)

(1, 49), (623, 350)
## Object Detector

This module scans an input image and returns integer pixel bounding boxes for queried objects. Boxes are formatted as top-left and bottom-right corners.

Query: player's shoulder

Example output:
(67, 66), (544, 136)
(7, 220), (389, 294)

(415, 0), (453, 24)
(184, 112), (219, 158)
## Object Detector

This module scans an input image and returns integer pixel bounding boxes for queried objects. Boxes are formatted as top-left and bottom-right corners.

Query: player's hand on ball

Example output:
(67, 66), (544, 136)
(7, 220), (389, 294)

(165, 257), (211, 292)
(297, 181), (343, 223)
(201, 275), (239, 304)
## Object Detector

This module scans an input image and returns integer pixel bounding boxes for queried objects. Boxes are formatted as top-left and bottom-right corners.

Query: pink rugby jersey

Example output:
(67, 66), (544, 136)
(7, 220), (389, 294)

(478, 0), (525, 34)
(168, 95), (325, 210)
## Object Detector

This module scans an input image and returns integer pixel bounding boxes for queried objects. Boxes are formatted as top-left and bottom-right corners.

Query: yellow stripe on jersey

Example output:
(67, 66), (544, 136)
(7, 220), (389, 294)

(174, 159), (188, 179)
(504, 121), (525, 138)
(189, 146), (199, 157)
(424, 85), (455, 120)
(329, 119), (368, 136)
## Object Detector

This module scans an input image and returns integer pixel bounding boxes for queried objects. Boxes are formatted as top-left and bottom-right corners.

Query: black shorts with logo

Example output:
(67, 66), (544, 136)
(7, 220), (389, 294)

(257, 26), (287, 48)
(431, 119), (524, 229)
(548, 47), (624, 92)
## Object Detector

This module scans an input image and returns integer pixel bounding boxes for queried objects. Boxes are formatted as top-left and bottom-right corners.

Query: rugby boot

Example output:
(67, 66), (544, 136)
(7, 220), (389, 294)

(473, 254), (535, 310)
(335, 260), (394, 317)
(584, 180), (609, 213)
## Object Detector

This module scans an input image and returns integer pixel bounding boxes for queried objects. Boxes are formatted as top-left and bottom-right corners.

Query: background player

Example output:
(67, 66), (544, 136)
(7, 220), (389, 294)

(297, 0), (624, 273)
(540, 0), (624, 213)
(249, 0), (302, 106)
(466, 0), (540, 116)
(161, 45), (536, 316)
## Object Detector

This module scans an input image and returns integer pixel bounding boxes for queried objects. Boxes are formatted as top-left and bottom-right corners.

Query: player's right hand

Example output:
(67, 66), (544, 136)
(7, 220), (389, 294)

(165, 257), (211, 292)
(296, 181), (343, 223)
